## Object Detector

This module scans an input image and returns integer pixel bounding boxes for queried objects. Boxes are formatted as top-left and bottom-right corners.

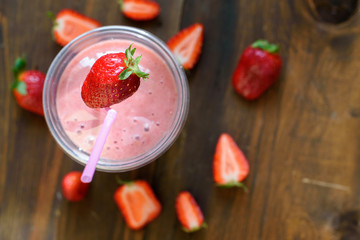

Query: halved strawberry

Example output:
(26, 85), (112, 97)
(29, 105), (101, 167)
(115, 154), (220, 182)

(175, 191), (206, 232)
(119, 0), (160, 21)
(50, 9), (101, 46)
(167, 23), (204, 70)
(213, 133), (249, 188)
(114, 180), (161, 230)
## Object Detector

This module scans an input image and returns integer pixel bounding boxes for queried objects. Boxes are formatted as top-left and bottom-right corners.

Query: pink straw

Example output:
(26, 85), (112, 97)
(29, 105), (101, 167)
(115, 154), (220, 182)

(81, 108), (117, 183)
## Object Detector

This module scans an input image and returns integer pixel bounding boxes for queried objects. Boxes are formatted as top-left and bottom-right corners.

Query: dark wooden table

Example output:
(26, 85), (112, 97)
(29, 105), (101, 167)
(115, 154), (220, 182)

(1, 0), (360, 239)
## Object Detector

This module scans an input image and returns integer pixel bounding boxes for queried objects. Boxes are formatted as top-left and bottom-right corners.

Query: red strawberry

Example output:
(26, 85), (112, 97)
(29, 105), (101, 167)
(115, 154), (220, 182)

(119, 0), (160, 21)
(175, 191), (206, 232)
(213, 133), (249, 188)
(114, 180), (161, 230)
(50, 9), (101, 46)
(62, 171), (90, 202)
(81, 44), (149, 108)
(232, 39), (282, 100)
(167, 23), (204, 70)
(11, 58), (45, 116)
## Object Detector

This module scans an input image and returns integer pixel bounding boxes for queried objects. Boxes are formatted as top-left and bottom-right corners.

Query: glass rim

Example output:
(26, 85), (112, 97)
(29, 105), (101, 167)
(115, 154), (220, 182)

(43, 25), (189, 172)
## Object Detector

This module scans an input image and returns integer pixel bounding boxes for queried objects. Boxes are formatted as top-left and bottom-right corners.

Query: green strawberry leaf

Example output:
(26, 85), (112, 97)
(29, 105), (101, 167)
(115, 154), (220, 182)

(119, 68), (133, 80)
(116, 176), (134, 186)
(12, 57), (26, 77)
(252, 39), (279, 54)
(118, 44), (149, 80)
(11, 81), (27, 95)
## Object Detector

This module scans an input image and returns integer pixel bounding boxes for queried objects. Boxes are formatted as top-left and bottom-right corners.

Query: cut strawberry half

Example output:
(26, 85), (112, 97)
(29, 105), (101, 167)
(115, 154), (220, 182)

(175, 191), (206, 232)
(213, 133), (249, 188)
(167, 23), (204, 70)
(119, 0), (160, 21)
(51, 9), (101, 46)
(114, 180), (161, 230)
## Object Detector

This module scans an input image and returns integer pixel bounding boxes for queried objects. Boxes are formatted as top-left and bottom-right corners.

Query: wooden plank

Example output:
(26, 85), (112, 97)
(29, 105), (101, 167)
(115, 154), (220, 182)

(1, 0), (360, 239)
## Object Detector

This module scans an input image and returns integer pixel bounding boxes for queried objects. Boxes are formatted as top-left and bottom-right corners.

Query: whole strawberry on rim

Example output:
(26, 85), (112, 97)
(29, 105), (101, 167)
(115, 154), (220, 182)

(232, 39), (282, 100)
(81, 44), (149, 108)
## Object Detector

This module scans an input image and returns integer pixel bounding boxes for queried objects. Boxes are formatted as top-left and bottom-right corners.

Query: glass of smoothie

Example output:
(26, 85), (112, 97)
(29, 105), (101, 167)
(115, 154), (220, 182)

(43, 26), (189, 172)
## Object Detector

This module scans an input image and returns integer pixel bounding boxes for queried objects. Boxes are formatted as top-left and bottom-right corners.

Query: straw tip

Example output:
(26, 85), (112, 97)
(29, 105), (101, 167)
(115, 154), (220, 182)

(81, 175), (92, 183)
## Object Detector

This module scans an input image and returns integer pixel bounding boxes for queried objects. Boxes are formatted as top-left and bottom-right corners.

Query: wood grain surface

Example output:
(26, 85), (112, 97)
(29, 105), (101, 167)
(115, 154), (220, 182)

(1, 0), (360, 239)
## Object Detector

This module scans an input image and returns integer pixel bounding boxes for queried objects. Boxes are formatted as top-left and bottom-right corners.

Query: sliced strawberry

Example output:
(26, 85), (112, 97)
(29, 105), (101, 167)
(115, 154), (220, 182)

(11, 58), (45, 116)
(167, 23), (204, 70)
(175, 191), (206, 232)
(51, 9), (101, 46)
(114, 180), (161, 230)
(62, 171), (90, 202)
(213, 133), (249, 188)
(120, 0), (160, 21)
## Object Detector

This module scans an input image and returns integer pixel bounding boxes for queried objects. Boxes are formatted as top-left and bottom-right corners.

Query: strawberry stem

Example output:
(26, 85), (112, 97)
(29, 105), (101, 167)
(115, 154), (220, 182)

(217, 182), (248, 191)
(117, 0), (124, 9)
(116, 176), (134, 186)
(251, 39), (279, 53)
(118, 44), (149, 80)
(182, 222), (208, 233)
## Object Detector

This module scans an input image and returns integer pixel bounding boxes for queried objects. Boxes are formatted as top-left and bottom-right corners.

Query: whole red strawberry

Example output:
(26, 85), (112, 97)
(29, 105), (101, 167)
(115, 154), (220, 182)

(81, 44), (149, 108)
(62, 171), (90, 202)
(232, 39), (282, 100)
(11, 58), (46, 115)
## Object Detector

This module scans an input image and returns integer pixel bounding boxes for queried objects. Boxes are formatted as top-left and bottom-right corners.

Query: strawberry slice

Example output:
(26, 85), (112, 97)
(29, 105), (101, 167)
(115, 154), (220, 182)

(167, 23), (204, 70)
(175, 191), (206, 232)
(114, 180), (161, 230)
(51, 9), (101, 46)
(119, 0), (160, 21)
(213, 133), (249, 188)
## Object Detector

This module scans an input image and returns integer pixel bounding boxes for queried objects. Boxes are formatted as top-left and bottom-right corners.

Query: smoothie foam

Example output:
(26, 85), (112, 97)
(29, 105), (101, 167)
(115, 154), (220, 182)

(56, 40), (178, 161)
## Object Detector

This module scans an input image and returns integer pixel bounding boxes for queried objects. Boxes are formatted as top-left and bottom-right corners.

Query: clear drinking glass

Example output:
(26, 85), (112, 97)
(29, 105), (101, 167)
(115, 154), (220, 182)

(43, 26), (189, 172)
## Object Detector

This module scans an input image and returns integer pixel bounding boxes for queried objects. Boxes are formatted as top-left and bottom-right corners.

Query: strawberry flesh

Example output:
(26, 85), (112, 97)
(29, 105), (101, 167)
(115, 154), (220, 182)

(114, 180), (161, 230)
(213, 133), (249, 187)
(167, 23), (204, 70)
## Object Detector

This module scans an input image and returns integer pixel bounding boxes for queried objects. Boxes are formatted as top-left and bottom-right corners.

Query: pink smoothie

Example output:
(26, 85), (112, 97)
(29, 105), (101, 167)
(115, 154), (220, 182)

(56, 40), (178, 161)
